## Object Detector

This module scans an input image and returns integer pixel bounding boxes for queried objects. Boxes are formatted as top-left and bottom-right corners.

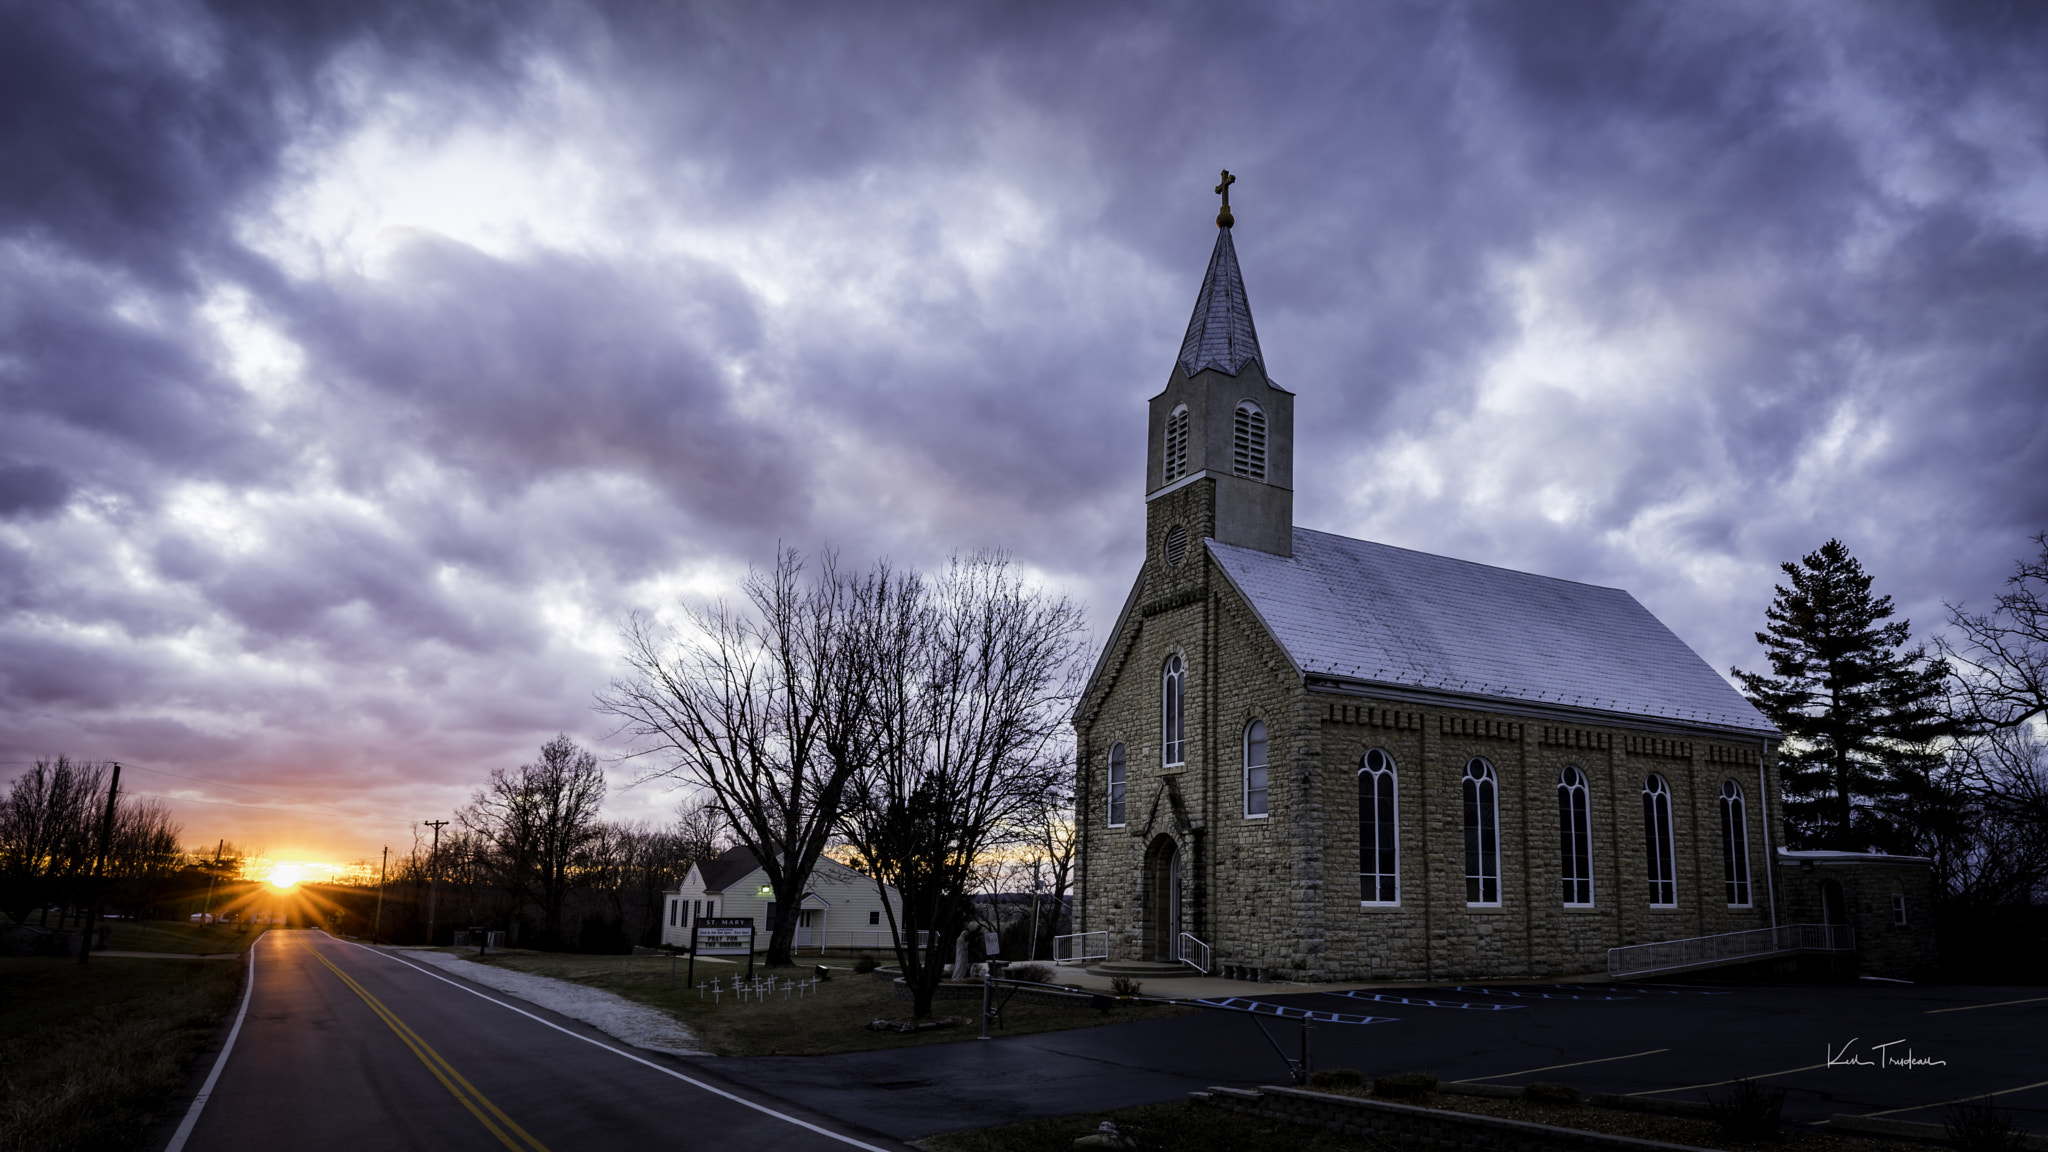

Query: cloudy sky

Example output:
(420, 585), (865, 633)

(4, 1), (2044, 867)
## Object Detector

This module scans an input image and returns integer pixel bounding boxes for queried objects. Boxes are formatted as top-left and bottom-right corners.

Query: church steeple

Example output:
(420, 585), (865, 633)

(1176, 225), (1264, 380)
(1145, 172), (1294, 559)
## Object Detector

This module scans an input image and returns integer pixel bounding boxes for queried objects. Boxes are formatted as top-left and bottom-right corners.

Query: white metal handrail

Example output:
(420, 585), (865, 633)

(1607, 923), (1854, 978)
(1177, 931), (1210, 974)
(1053, 930), (1109, 966)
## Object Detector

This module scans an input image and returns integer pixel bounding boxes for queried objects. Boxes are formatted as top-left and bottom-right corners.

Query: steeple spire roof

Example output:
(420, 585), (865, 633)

(1176, 223), (1264, 379)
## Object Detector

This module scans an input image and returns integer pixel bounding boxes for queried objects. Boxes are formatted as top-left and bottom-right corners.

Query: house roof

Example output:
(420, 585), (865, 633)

(1176, 225), (1264, 379)
(695, 845), (761, 894)
(1207, 528), (1776, 736)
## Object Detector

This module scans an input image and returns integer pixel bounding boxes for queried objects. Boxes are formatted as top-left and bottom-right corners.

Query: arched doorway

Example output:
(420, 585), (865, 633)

(1820, 879), (1847, 928)
(1143, 836), (1182, 962)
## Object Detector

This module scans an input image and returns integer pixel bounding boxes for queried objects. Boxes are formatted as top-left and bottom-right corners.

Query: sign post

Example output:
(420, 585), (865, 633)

(687, 917), (756, 987)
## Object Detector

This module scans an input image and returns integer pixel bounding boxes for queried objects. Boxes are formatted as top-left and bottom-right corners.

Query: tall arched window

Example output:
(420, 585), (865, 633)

(1642, 774), (1677, 907)
(1558, 766), (1594, 906)
(1107, 743), (1127, 827)
(1161, 655), (1185, 767)
(1463, 758), (1500, 905)
(1720, 780), (1751, 907)
(1163, 405), (1190, 484)
(1359, 749), (1399, 904)
(1233, 401), (1266, 481)
(1242, 720), (1269, 817)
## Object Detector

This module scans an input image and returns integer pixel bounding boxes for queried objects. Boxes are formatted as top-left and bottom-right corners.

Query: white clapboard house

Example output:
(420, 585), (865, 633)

(662, 845), (903, 954)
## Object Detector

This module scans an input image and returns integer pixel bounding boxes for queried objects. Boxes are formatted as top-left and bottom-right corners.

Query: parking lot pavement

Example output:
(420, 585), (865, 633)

(712, 980), (2046, 1141)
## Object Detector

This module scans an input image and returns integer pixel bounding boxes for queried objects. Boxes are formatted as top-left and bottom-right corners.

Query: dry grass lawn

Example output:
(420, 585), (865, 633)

(0, 955), (243, 1152)
(458, 950), (1193, 1056)
(105, 920), (266, 954)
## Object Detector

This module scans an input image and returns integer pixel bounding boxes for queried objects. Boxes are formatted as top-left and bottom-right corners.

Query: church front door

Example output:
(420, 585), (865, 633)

(1144, 836), (1182, 962)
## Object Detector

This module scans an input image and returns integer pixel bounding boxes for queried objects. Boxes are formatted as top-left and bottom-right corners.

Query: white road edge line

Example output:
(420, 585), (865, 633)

(163, 942), (258, 1152)
(343, 940), (896, 1152)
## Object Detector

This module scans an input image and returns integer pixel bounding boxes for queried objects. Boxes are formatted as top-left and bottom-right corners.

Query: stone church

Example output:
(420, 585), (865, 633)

(1071, 182), (1936, 983)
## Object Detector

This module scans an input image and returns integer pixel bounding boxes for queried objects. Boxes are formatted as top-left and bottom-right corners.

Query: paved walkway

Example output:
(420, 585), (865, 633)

(1033, 964), (1613, 1000)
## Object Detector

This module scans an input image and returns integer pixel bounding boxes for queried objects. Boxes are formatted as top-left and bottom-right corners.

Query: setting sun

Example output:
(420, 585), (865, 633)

(266, 863), (306, 890)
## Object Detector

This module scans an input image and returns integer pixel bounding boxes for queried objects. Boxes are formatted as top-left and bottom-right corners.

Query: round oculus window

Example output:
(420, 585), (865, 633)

(1164, 525), (1188, 567)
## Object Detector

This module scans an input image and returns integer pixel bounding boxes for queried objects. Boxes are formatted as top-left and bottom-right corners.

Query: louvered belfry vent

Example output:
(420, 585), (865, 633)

(1164, 525), (1188, 567)
(1233, 402), (1266, 481)
(1164, 406), (1190, 484)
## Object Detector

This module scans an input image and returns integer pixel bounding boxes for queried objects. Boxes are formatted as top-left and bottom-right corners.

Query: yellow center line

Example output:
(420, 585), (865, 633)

(304, 942), (551, 1152)
(1926, 995), (2048, 1014)
(1859, 1078), (2048, 1119)
(1627, 1062), (1830, 1096)
(1454, 1048), (1671, 1083)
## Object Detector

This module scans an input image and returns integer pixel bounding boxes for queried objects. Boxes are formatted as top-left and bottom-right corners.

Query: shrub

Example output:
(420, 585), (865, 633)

(1945, 1097), (2026, 1151)
(1522, 1082), (1579, 1106)
(1004, 963), (1055, 984)
(1109, 976), (1144, 997)
(1707, 1078), (1784, 1139)
(1306, 1068), (1367, 1090)
(853, 956), (878, 974)
(1373, 1072), (1438, 1101)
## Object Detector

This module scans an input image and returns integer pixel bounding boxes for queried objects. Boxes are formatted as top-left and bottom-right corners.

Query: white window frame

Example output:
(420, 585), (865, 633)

(1107, 742), (1128, 827)
(1162, 655), (1186, 768)
(1359, 748), (1399, 906)
(1643, 773), (1678, 907)
(1164, 405), (1190, 484)
(1891, 893), (1907, 925)
(1464, 757), (1502, 906)
(1720, 779), (1752, 908)
(1243, 719), (1269, 818)
(1233, 400), (1266, 481)
(1558, 766), (1595, 908)
(869, 909), (882, 926)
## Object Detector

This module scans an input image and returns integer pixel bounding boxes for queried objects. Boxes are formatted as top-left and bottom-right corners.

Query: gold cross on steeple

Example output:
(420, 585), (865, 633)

(1215, 170), (1236, 228)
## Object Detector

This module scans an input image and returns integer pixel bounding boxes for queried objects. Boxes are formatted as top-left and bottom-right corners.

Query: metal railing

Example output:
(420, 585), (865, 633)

(1177, 932), (1210, 974)
(1607, 923), (1854, 978)
(1053, 930), (1109, 966)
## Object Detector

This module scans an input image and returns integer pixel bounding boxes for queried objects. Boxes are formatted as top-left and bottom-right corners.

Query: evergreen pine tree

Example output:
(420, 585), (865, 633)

(1734, 540), (1952, 851)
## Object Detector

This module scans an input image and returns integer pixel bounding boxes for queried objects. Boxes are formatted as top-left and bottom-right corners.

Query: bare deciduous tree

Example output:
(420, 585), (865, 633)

(599, 548), (871, 966)
(461, 734), (607, 948)
(838, 553), (1086, 1018)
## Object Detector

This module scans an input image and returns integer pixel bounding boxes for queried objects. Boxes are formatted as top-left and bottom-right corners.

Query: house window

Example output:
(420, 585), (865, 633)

(693, 899), (703, 921)
(1891, 893), (1907, 925)
(1108, 743), (1127, 827)
(869, 910), (882, 926)
(1164, 405), (1190, 484)
(1359, 748), (1399, 904)
(1558, 766), (1594, 907)
(1720, 780), (1752, 907)
(1463, 758), (1500, 905)
(1643, 774), (1677, 907)
(669, 899), (678, 927)
(1162, 656), (1185, 768)
(1243, 720), (1269, 817)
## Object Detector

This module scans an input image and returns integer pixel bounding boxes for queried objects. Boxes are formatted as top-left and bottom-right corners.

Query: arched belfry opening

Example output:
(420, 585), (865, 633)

(1142, 835), (1183, 962)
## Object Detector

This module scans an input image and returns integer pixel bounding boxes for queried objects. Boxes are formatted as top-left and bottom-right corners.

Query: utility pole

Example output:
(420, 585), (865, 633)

(371, 845), (388, 944)
(79, 763), (121, 965)
(423, 820), (449, 945)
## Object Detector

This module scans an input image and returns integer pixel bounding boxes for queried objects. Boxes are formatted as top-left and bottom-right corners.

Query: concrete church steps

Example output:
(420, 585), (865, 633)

(1085, 959), (1203, 979)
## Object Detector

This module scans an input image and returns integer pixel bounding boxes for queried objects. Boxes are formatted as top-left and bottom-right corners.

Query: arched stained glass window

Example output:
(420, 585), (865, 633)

(1720, 779), (1751, 907)
(1164, 405), (1190, 484)
(1558, 766), (1594, 906)
(1243, 720), (1269, 817)
(1233, 401), (1266, 481)
(1642, 774), (1677, 906)
(1107, 743), (1127, 827)
(1161, 655), (1185, 768)
(1359, 749), (1398, 904)
(1463, 758), (1500, 905)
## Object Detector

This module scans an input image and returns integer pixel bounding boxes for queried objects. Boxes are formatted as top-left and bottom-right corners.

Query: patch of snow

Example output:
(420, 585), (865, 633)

(402, 950), (703, 1055)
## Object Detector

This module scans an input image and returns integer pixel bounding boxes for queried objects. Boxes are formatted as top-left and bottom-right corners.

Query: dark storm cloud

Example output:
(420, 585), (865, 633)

(2, 0), (2044, 857)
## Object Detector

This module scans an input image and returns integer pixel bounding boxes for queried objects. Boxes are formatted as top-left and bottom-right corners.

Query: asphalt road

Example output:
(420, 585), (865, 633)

(169, 932), (2046, 1148)
(172, 930), (911, 1152)
(728, 978), (2048, 1141)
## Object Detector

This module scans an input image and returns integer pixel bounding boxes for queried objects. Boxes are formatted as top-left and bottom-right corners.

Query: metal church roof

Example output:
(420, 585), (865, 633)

(1207, 528), (1776, 735)
(1176, 225), (1264, 379)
